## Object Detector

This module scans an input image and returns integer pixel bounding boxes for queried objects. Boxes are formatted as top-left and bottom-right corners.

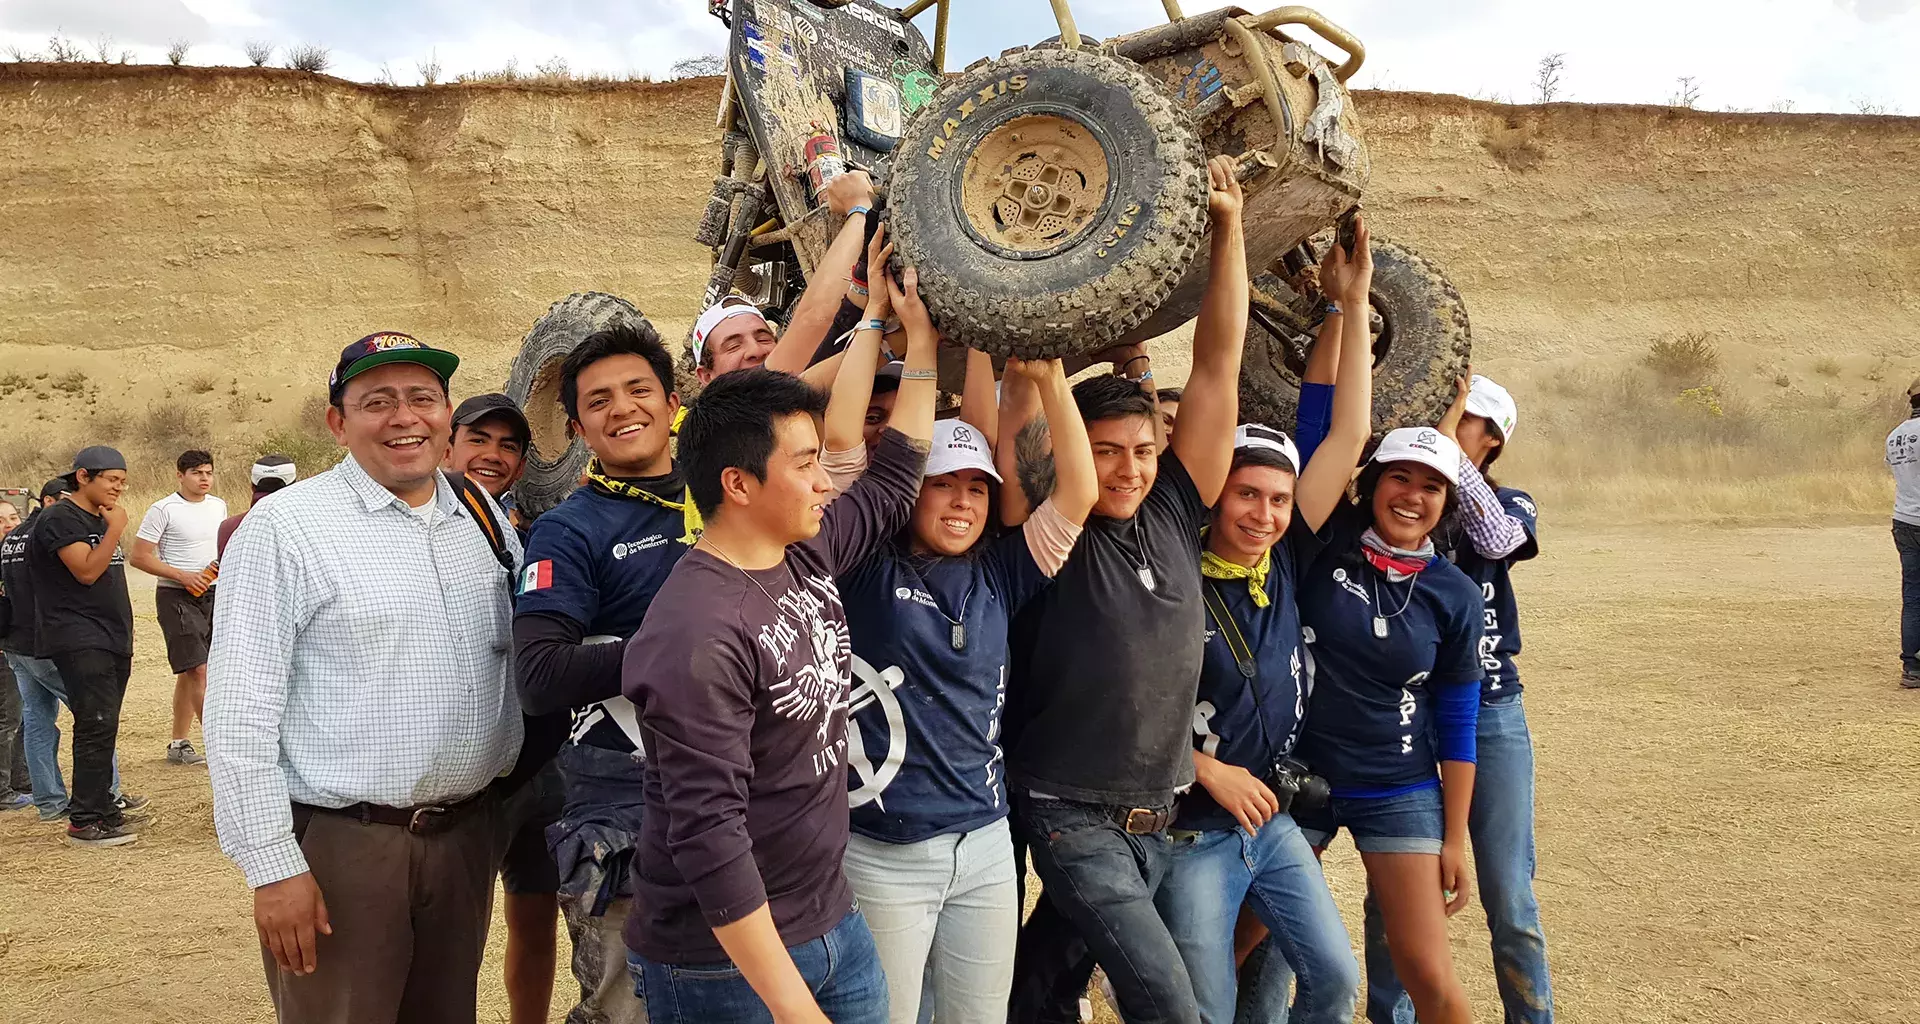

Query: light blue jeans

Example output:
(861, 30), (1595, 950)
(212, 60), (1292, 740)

(841, 816), (1018, 1024)
(1156, 813), (1357, 1024)
(8, 653), (122, 817)
(1364, 695), (1553, 1024)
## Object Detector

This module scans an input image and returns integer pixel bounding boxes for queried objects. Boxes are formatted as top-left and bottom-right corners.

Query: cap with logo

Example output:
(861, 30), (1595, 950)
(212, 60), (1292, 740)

(328, 332), (461, 401)
(453, 393), (533, 445)
(690, 297), (769, 367)
(1370, 427), (1463, 485)
(924, 418), (1001, 481)
(1464, 374), (1519, 441)
(72, 445), (128, 474)
(1233, 423), (1301, 474)
(250, 453), (297, 489)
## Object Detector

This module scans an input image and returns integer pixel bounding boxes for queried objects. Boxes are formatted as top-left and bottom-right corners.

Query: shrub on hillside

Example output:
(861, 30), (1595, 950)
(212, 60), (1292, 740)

(244, 40), (273, 67)
(1643, 332), (1719, 385)
(167, 40), (191, 66)
(287, 44), (331, 73)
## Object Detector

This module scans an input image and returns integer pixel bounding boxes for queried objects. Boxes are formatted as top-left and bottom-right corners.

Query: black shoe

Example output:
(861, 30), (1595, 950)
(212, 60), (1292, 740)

(117, 810), (154, 831)
(67, 822), (140, 848)
(114, 793), (150, 812)
(1902, 671), (1920, 690)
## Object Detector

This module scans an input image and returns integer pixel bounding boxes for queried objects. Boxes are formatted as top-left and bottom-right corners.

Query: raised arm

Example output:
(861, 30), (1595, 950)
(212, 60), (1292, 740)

(56, 503), (127, 585)
(1007, 358), (1096, 526)
(960, 348), (1000, 445)
(883, 267), (937, 449)
(1294, 311), (1342, 464)
(823, 227), (894, 453)
(1437, 373), (1532, 560)
(1294, 217), (1375, 531)
(1169, 155), (1248, 506)
(995, 367), (1044, 526)
(765, 170), (876, 376)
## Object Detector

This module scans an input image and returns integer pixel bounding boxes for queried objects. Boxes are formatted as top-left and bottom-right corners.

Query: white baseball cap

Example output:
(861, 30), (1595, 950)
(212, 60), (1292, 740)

(925, 419), (1001, 481)
(1233, 423), (1300, 474)
(249, 454), (297, 487)
(690, 297), (769, 366)
(1371, 427), (1463, 485)
(1464, 374), (1518, 441)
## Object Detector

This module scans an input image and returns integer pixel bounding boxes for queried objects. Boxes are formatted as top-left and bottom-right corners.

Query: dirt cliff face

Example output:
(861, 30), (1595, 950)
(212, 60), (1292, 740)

(0, 64), (1913, 441)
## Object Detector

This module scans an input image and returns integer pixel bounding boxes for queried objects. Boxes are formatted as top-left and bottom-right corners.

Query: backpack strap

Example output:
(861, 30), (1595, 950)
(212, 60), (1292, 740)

(444, 472), (516, 573)
(1201, 579), (1258, 679)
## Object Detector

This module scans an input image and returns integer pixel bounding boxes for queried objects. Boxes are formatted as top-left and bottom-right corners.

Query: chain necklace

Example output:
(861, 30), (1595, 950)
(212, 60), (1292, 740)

(904, 550), (978, 651)
(701, 535), (798, 621)
(1114, 514), (1157, 592)
(1369, 573), (1418, 640)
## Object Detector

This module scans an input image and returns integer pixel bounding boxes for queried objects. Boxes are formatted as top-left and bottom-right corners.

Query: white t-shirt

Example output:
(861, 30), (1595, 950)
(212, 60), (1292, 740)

(1889, 416), (1920, 527)
(136, 492), (229, 586)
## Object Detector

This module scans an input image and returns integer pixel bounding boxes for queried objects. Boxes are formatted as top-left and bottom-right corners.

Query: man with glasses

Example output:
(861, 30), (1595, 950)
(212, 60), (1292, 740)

(206, 333), (523, 1022)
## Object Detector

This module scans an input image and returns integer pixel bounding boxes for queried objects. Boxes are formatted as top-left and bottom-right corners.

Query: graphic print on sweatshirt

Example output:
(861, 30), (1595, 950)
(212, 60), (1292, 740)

(754, 572), (853, 760)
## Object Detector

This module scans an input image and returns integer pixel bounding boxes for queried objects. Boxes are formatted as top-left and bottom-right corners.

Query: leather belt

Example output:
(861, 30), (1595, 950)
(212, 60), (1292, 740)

(1110, 806), (1175, 835)
(294, 789), (490, 835)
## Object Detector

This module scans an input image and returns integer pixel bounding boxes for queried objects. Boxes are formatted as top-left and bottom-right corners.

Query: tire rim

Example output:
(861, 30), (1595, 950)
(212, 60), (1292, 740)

(524, 357), (575, 466)
(957, 110), (1115, 260)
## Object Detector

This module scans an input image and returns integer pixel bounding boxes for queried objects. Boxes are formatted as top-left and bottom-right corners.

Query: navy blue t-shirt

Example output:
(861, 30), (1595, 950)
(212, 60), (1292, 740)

(1176, 513), (1324, 832)
(841, 528), (1052, 843)
(518, 487), (692, 753)
(1294, 504), (1485, 797)
(1445, 487), (1538, 699)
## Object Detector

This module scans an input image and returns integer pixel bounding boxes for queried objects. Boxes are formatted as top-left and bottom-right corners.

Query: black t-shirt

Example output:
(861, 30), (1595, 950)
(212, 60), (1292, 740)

(1006, 450), (1210, 808)
(1, 509), (39, 656)
(28, 500), (133, 657)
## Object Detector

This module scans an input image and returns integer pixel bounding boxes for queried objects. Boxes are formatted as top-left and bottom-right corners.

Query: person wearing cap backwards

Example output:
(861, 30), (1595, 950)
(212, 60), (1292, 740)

(25, 446), (146, 848)
(3, 477), (139, 823)
(130, 449), (226, 768)
(1150, 222), (1378, 1024)
(1890, 377), (1920, 689)
(616, 254), (941, 1023)
(205, 332), (523, 1021)
(826, 247), (1098, 1019)
(217, 454), (297, 560)
(1343, 372), (1552, 1024)
(509, 319), (695, 1024)
(993, 156), (1247, 1024)
(1287, 423), (1487, 1024)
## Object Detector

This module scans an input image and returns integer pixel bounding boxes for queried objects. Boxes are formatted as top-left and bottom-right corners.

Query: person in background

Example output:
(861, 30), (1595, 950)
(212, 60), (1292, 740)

(207, 333), (522, 1022)
(1890, 377), (1920, 689)
(514, 321), (696, 1024)
(620, 260), (938, 1022)
(3, 478), (136, 823)
(130, 449), (226, 766)
(1156, 387), (1183, 442)
(1002, 156), (1248, 1024)
(1153, 218), (1377, 1024)
(1290, 427), (1485, 1024)
(218, 455), (297, 559)
(445, 393), (531, 510)
(27, 447), (144, 848)
(0, 498), (28, 810)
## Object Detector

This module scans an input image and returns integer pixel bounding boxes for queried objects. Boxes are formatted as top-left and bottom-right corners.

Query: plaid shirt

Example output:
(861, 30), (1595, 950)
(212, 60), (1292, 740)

(206, 454), (523, 888)
(1456, 456), (1529, 560)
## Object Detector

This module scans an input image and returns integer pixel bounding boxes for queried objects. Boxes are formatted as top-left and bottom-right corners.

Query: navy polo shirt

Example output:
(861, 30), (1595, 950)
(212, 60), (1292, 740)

(1294, 504), (1485, 797)
(1176, 515), (1324, 832)
(840, 529), (1051, 844)
(518, 486), (691, 753)
(1446, 487), (1539, 699)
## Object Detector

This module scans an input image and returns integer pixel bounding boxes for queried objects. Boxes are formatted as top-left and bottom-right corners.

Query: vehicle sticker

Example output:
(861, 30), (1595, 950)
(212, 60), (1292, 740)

(893, 58), (940, 113)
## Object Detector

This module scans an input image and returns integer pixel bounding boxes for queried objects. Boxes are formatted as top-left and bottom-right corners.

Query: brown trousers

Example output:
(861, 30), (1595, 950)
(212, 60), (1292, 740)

(263, 797), (501, 1024)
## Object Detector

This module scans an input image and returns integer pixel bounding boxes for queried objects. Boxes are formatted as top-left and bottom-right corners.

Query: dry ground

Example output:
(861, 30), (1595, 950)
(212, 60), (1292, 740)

(0, 519), (1914, 1024)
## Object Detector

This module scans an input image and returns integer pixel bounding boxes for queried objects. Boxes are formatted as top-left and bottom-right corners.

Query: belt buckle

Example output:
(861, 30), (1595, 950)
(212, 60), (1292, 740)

(1123, 808), (1159, 835)
(408, 806), (447, 834)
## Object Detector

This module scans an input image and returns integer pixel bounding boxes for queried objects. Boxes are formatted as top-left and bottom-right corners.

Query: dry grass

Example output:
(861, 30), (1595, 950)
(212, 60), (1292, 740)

(1509, 364), (1900, 524)
(1813, 356), (1842, 378)
(1482, 119), (1545, 171)
(1641, 331), (1720, 386)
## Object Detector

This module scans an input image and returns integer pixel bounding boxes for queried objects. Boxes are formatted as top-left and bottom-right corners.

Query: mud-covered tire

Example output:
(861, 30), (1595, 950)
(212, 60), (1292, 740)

(888, 47), (1208, 358)
(505, 292), (658, 519)
(806, 0), (856, 7)
(1238, 239), (1471, 436)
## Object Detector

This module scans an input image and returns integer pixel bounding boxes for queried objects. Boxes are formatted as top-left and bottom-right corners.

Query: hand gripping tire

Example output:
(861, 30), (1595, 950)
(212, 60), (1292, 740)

(505, 292), (660, 519)
(1238, 239), (1472, 436)
(888, 47), (1208, 358)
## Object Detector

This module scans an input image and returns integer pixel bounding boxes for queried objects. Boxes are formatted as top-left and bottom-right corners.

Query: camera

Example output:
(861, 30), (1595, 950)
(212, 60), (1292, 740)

(1265, 757), (1330, 816)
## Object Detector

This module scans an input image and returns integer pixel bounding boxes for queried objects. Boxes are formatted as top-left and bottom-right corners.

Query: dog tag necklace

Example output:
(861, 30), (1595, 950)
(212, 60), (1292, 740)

(908, 553), (977, 651)
(1370, 575), (1416, 640)
(1120, 516), (1156, 592)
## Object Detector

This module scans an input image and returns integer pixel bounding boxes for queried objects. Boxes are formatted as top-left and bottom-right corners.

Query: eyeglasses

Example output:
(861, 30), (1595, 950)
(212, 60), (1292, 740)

(349, 391), (447, 417)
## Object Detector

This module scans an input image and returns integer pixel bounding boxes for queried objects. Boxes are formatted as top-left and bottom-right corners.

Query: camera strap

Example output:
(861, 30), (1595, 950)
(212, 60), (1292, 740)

(1203, 578), (1257, 679)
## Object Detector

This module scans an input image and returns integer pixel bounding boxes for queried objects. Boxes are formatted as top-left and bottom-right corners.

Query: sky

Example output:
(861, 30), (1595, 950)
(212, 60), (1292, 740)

(1, 0), (1916, 114)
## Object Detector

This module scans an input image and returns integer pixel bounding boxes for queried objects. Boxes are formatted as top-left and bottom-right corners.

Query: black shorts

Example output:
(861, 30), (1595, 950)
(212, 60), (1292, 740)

(154, 586), (215, 674)
(498, 761), (564, 896)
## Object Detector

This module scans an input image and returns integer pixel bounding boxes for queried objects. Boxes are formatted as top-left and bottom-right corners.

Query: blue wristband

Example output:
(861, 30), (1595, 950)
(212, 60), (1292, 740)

(860, 318), (887, 333)
(848, 205), (872, 219)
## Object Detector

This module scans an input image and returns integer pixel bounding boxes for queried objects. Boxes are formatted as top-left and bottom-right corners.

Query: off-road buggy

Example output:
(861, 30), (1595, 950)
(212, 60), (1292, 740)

(505, 0), (1470, 517)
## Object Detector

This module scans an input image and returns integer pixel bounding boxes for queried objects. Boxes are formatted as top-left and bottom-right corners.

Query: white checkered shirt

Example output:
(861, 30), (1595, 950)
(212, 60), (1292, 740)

(206, 454), (524, 888)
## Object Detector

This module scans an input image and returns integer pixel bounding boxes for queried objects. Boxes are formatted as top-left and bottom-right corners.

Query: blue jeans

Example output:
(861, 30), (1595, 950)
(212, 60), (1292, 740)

(1293, 785), (1444, 856)
(1013, 795), (1199, 1024)
(629, 908), (888, 1024)
(1156, 815), (1357, 1024)
(1896, 521), (1920, 674)
(1363, 696), (1553, 1024)
(8, 653), (122, 817)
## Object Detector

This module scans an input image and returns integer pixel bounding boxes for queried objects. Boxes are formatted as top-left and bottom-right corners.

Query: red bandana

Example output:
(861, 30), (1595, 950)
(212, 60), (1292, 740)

(1362, 546), (1430, 578)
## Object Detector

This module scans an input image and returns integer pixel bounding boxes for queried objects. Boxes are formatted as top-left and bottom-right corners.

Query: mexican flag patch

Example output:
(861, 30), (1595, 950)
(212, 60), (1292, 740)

(520, 559), (553, 594)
